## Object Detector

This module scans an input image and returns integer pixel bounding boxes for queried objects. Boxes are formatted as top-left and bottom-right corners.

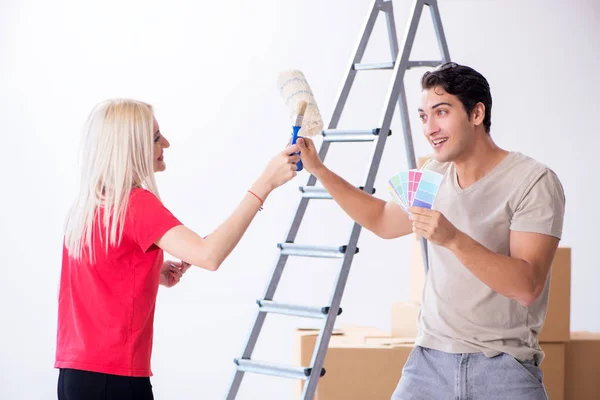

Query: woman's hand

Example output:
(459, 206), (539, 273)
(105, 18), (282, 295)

(159, 260), (191, 288)
(251, 144), (301, 200)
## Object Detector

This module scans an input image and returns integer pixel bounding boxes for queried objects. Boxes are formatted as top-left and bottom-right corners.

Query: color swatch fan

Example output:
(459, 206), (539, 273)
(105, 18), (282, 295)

(387, 169), (443, 211)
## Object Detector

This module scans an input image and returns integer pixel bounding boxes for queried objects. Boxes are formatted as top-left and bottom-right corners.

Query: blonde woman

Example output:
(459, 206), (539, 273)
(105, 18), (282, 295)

(54, 99), (301, 400)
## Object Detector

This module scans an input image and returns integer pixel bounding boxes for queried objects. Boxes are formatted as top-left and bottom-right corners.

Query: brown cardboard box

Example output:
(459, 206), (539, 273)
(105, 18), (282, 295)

(408, 243), (571, 342)
(417, 156), (432, 169)
(390, 301), (420, 338)
(565, 332), (600, 400)
(538, 248), (571, 342)
(332, 324), (390, 339)
(409, 233), (426, 304)
(296, 328), (565, 400)
(540, 343), (566, 400)
(296, 328), (411, 400)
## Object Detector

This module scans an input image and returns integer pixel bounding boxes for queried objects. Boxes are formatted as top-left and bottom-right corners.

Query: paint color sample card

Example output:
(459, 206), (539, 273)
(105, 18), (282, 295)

(412, 169), (443, 209)
(388, 183), (405, 209)
(407, 170), (422, 206)
(399, 171), (410, 206)
(388, 168), (443, 211)
(388, 174), (407, 208)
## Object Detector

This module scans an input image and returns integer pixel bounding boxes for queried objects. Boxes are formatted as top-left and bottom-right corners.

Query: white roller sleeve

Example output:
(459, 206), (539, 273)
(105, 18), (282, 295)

(277, 69), (324, 137)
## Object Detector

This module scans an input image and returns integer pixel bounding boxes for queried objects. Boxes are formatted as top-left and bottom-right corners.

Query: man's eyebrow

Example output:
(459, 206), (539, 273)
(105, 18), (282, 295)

(418, 102), (453, 113)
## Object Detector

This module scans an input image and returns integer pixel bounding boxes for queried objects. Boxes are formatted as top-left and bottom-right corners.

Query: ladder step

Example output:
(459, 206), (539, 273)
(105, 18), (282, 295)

(353, 60), (442, 71)
(278, 243), (359, 258)
(299, 186), (331, 199)
(234, 359), (326, 380)
(322, 128), (391, 142)
(353, 61), (394, 70)
(299, 186), (375, 199)
(407, 60), (443, 69)
(256, 299), (342, 319)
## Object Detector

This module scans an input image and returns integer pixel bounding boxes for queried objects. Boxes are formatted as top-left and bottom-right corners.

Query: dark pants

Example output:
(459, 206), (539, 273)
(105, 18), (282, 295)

(58, 368), (154, 400)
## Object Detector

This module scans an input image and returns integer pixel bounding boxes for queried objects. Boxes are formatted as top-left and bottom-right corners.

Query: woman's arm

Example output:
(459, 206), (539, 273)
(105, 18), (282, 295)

(155, 145), (300, 271)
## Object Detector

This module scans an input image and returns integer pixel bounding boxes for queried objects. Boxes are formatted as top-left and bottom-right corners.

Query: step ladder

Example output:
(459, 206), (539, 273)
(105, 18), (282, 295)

(226, 0), (451, 398)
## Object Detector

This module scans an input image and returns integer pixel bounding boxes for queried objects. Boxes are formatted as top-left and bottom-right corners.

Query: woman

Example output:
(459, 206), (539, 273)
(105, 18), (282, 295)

(55, 98), (301, 399)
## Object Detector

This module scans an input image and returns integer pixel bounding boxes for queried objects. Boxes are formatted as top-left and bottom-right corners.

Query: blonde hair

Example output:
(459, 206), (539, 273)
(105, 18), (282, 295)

(64, 99), (161, 262)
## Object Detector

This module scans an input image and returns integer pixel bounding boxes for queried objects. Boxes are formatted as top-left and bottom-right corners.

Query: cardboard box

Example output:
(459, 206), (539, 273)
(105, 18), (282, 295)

(408, 242), (571, 342)
(296, 327), (565, 400)
(296, 327), (411, 400)
(538, 248), (571, 342)
(565, 332), (600, 399)
(390, 301), (420, 338)
(409, 233), (426, 304)
(417, 156), (432, 169)
(540, 343), (565, 400)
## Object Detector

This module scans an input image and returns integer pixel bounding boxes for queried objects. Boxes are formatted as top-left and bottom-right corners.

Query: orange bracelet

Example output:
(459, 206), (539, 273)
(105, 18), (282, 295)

(247, 190), (264, 211)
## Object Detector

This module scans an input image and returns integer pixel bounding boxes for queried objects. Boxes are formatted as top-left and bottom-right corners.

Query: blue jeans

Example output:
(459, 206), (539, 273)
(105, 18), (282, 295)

(391, 346), (549, 400)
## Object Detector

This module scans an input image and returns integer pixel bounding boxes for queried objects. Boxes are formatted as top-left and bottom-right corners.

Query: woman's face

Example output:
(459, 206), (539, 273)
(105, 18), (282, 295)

(153, 117), (170, 172)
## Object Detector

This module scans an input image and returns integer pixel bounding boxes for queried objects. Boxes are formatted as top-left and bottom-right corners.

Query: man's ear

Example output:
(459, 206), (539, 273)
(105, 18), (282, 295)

(472, 102), (485, 126)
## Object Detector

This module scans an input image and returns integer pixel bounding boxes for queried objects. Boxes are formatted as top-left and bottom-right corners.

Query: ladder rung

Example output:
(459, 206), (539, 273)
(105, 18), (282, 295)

(278, 243), (359, 258)
(299, 186), (331, 199)
(322, 128), (391, 142)
(407, 60), (443, 69)
(353, 61), (394, 70)
(234, 358), (325, 380)
(299, 186), (376, 199)
(257, 300), (342, 319)
(353, 60), (442, 71)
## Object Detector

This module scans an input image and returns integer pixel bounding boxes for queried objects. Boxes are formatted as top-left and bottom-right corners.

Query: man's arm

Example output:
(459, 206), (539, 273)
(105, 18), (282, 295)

(410, 206), (560, 307)
(447, 230), (559, 307)
(298, 137), (412, 239)
(409, 167), (565, 307)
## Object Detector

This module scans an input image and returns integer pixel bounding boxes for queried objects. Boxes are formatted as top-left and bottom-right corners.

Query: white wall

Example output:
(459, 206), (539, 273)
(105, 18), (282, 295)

(1, 0), (598, 398)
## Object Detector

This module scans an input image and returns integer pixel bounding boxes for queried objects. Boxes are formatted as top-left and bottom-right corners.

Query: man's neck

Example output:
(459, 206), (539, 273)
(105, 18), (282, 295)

(453, 133), (509, 189)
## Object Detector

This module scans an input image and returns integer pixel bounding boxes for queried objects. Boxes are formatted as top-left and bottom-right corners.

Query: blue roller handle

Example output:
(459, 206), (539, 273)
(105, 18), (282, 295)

(291, 125), (303, 171)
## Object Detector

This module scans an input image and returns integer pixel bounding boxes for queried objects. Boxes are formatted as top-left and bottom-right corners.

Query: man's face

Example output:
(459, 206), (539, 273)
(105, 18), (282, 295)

(418, 86), (474, 163)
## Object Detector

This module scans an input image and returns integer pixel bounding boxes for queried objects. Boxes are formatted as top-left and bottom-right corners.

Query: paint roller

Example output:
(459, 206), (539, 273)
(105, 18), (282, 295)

(277, 70), (324, 171)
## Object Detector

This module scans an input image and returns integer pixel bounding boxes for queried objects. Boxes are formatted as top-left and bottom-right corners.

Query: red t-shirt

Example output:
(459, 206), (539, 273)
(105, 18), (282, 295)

(55, 188), (182, 377)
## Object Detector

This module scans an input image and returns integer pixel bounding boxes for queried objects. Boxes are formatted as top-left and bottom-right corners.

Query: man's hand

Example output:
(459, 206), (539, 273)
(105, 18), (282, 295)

(408, 206), (460, 248)
(160, 260), (192, 288)
(296, 137), (325, 176)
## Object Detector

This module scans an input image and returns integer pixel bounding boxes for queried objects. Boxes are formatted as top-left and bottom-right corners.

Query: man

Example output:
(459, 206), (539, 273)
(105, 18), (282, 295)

(296, 62), (565, 400)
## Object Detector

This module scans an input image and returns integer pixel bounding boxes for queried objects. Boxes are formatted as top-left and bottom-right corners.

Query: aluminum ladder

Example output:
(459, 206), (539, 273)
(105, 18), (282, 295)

(226, 0), (451, 398)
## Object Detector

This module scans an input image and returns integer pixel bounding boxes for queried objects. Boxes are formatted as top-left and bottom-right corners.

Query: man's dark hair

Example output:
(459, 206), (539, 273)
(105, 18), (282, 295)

(421, 62), (492, 134)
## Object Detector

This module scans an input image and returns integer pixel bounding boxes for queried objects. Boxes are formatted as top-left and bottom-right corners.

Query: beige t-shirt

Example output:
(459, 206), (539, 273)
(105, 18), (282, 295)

(416, 151), (566, 365)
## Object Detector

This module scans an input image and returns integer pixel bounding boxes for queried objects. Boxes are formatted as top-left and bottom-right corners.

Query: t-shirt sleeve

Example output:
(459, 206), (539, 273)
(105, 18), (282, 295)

(510, 169), (566, 239)
(124, 189), (183, 252)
